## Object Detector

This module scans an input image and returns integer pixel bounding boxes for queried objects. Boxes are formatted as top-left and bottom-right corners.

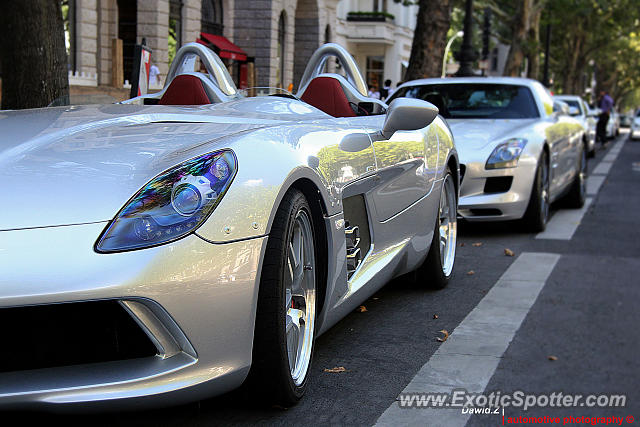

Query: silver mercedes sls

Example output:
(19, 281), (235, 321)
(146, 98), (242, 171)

(389, 77), (587, 231)
(0, 43), (459, 410)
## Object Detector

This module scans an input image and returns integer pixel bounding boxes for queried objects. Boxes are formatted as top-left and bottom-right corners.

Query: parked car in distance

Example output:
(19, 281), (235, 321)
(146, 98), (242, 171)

(588, 106), (619, 140)
(619, 113), (633, 128)
(609, 107), (621, 138)
(554, 95), (596, 157)
(388, 77), (587, 232)
(631, 110), (640, 139)
(0, 43), (460, 410)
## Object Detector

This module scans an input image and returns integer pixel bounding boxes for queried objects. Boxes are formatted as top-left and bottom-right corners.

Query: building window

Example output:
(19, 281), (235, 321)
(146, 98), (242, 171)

(276, 11), (286, 88)
(372, 0), (387, 12)
(118, 0), (137, 82)
(169, 0), (183, 64)
(201, 0), (223, 35)
(61, 0), (76, 72)
(366, 56), (384, 91)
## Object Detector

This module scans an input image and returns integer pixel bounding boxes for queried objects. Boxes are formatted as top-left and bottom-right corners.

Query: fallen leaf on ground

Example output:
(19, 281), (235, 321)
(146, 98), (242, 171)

(437, 330), (450, 342)
(357, 305), (367, 313)
(433, 314), (439, 319)
(460, 243), (465, 247)
(373, 297), (379, 300)
(467, 270), (475, 275)
(324, 366), (347, 373)
(472, 242), (483, 247)
(548, 355), (558, 361)
(504, 248), (515, 257)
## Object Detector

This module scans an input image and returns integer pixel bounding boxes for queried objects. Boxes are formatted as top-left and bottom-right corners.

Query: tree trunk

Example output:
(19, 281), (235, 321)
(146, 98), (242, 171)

(525, 7), (541, 80)
(504, 0), (529, 76)
(405, 0), (453, 80)
(0, 0), (69, 109)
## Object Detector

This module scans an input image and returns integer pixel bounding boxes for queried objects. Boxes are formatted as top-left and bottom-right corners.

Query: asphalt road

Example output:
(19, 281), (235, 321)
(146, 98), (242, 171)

(14, 132), (639, 426)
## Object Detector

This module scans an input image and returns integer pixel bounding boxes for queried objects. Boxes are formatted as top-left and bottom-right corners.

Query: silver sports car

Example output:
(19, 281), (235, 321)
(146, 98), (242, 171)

(0, 43), (459, 409)
(389, 77), (586, 231)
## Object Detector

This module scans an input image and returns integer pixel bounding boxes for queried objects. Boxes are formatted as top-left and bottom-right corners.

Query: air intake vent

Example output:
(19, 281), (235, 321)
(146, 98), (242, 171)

(484, 176), (513, 194)
(0, 300), (158, 373)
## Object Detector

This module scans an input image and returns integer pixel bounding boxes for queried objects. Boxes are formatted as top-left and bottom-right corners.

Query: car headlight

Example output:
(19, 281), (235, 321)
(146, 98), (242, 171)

(485, 138), (527, 169)
(96, 149), (237, 253)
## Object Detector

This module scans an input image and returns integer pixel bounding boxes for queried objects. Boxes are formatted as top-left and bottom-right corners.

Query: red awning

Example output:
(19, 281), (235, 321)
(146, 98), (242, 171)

(198, 33), (248, 62)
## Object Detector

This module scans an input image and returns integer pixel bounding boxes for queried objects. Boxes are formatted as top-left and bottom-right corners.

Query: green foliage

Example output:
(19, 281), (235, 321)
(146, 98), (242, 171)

(346, 11), (396, 20)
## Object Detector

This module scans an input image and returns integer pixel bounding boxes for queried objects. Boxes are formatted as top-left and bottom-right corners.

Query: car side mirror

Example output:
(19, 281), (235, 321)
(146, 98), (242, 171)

(568, 106), (580, 116)
(552, 101), (570, 116)
(382, 98), (439, 139)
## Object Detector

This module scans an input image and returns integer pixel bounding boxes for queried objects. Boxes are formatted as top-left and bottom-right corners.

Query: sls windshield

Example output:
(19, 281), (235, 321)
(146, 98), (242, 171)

(389, 83), (540, 119)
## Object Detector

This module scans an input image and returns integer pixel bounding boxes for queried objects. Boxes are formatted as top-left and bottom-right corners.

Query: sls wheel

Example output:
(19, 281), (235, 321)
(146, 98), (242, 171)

(523, 152), (550, 232)
(248, 189), (317, 406)
(565, 144), (587, 208)
(413, 168), (457, 289)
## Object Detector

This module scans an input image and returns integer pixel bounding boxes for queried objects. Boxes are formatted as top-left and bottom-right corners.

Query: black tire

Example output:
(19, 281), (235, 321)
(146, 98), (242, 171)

(246, 189), (316, 407)
(412, 168), (457, 289)
(522, 151), (550, 232)
(565, 143), (587, 208)
(587, 138), (596, 158)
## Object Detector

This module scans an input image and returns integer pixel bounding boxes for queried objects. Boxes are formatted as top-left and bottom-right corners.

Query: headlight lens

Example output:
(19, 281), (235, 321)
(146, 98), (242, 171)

(96, 149), (237, 253)
(485, 138), (527, 169)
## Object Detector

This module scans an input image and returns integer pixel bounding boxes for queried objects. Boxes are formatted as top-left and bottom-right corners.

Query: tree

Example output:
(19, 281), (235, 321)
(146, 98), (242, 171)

(0, 0), (69, 109)
(545, 0), (640, 97)
(404, 0), (454, 80)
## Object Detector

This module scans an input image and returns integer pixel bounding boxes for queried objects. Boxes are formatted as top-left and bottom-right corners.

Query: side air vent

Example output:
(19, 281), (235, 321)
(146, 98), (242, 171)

(345, 223), (361, 278)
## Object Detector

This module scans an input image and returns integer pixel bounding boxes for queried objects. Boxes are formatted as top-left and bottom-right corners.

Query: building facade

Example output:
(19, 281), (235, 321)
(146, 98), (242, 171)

(67, 0), (415, 92)
(334, 0), (417, 91)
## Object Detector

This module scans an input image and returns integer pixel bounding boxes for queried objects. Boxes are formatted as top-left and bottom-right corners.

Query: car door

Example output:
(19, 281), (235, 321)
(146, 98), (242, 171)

(349, 116), (438, 222)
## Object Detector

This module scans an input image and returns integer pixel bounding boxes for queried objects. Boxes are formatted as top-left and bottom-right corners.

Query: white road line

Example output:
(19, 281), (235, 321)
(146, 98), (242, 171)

(375, 253), (561, 427)
(586, 175), (605, 195)
(536, 138), (625, 240)
(592, 161), (613, 175)
(535, 198), (593, 240)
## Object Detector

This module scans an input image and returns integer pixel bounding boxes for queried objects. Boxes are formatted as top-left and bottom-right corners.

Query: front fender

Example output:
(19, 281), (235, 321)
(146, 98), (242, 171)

(195, 129), (339, 243)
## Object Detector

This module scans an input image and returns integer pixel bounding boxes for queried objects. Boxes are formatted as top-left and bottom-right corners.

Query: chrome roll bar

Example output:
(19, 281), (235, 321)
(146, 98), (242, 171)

(296, 43), (368, 97)
(165, 42), (238, 97)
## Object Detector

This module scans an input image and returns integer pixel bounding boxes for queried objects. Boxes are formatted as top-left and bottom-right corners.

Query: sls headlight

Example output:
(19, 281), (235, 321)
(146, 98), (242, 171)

(96, 150), (237, 253)
(485, 138), (527, 169)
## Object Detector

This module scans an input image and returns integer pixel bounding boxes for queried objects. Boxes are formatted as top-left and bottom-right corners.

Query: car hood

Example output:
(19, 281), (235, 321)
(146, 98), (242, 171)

(0, 99), (325, 230)
(446, 119), (538, 152)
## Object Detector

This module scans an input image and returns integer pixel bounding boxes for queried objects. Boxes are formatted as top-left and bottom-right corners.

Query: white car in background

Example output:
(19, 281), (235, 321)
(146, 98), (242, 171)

(631, 110), (640, 139)
(554, 95), (596, 157)
(389, 77), (587, 232)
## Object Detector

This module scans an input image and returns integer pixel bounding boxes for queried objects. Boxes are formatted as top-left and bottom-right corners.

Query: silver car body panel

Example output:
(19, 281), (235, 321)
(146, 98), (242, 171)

(394, 77), (584, 221)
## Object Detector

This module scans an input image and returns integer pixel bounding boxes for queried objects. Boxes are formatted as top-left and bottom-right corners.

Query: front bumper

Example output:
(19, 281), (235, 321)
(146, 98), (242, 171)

(458, 156), (537, 222)
(0, 222), (266, 410)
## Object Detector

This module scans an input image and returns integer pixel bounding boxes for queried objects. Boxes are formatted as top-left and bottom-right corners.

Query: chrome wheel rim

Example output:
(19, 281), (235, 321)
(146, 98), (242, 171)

(438, 175), (457, 277)
(540, 160), (550, 223)
(285, 209), (316, 386)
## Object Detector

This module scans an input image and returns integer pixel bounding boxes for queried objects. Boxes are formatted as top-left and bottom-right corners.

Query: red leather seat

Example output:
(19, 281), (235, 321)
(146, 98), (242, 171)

(300, 76), (355, 118)
(159, 74), (212, 105)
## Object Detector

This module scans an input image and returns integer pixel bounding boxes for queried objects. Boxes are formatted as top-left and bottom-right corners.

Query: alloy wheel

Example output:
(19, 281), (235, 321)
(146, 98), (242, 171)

(284, 209), (316, 386)
(438, 175), (457, 277)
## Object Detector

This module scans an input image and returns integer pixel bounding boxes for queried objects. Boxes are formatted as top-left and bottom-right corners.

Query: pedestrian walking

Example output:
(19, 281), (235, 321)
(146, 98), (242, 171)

(381, 79), (394, 101)
(596, 90), (614, 147)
